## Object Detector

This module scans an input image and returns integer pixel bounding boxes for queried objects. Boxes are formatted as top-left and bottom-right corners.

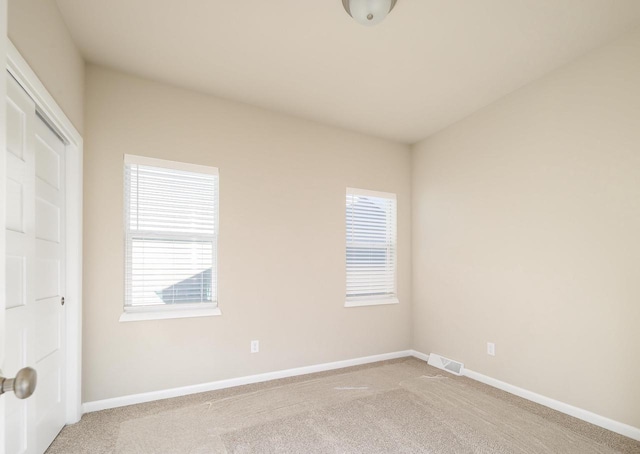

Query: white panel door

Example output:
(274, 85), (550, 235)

(33, 110), (66, 454)
(4, 74), (66, 454)
(5, 73), (37, 454)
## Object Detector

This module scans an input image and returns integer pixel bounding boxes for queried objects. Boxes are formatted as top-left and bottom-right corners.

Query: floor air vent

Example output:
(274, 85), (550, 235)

(427, 353), (464, 376)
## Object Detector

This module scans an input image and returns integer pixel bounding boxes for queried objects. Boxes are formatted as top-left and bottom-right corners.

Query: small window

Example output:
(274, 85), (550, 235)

(345, 187), (398, 307)
(121, 155), (220, 322)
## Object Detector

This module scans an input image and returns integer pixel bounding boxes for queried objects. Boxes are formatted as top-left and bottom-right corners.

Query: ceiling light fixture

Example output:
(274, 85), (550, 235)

(342, 0), (398, 26)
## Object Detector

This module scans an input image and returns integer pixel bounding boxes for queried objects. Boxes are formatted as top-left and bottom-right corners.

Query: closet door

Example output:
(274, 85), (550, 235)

(4, 73), (67, 454)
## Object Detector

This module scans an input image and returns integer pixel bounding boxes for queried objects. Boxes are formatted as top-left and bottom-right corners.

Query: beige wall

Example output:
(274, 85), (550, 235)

(412, 27), (640, 428)
(83, 65), (412, 402)
(8, 0), (84, 133)
(11, 1), (637, 429)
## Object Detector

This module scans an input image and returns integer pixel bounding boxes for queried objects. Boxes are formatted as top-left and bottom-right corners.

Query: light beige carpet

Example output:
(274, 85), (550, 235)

(47, 358), (640, 453)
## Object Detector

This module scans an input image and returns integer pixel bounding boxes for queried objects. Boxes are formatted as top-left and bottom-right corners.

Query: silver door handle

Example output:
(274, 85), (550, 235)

(0, 367), (37, 399)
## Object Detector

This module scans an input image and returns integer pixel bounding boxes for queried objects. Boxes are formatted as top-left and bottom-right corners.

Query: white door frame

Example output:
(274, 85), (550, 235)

(5, 40), (84, 425)
(0, 0), (8, 451)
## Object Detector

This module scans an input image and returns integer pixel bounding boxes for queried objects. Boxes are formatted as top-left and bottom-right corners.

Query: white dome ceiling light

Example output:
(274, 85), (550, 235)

(342, 0), (398, 26)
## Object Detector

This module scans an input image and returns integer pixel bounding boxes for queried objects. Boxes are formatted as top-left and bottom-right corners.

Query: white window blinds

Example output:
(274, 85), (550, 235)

(346, 188), (397, 305)
(124, 155), (218, 308)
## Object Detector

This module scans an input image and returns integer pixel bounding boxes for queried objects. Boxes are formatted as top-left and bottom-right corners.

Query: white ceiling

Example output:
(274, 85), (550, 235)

(56, 0), (640, 144)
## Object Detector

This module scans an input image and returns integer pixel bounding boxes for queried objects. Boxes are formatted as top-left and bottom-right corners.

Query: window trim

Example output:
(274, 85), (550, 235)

(119, 303), (222, 323)
(344, 187), (398, 308)
(121, 154), (221, 322)
(344, 297), (399, 308)
(124, 154), (219, 176)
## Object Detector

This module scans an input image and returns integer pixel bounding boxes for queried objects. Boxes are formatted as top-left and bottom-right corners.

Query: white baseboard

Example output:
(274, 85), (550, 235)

(83, 348), (640, 442)
(409, 349), (430, 362)
(82, 350), (413, 413)
(411, 350), (640, 442)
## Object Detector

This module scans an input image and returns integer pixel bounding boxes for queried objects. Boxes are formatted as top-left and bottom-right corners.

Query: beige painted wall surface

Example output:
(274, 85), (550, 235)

(8, 0), (84, 132)
(83, 65), (411, 402)
(412, 27), (640, 428)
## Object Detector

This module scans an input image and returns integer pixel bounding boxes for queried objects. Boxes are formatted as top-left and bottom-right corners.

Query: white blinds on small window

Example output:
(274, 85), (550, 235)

(346, 188), (397, 303)
(124, 155), (218, 308)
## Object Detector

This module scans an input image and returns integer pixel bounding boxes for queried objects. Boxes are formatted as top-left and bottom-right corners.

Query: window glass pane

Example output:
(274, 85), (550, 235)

(124, 156), (218, 308)
(127, 165), (217, 235)
(346, 189), (397, 301)
(127, 238), (215, 306)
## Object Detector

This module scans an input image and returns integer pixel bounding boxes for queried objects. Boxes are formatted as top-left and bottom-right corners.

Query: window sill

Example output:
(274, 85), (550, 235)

(119, 304), (222, 322)
(344, 297), (399, 308)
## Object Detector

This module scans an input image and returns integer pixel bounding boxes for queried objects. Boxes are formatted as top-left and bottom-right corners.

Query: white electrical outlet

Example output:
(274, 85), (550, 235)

(487, 342), (496, 356)
(251, 340), (259, 353)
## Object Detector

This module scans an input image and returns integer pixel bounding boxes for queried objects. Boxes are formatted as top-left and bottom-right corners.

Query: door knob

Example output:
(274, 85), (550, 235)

(0, 367), (37, 399)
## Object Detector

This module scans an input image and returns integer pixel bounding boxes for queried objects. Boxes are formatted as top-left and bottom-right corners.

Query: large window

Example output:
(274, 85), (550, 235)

(345, 187), (398, 307)
(121, 155), (220, 321)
